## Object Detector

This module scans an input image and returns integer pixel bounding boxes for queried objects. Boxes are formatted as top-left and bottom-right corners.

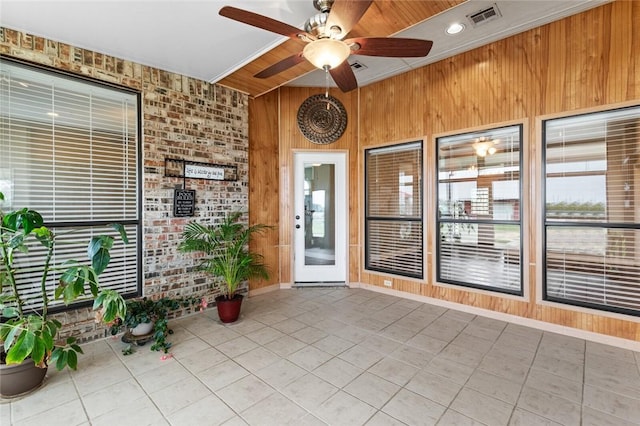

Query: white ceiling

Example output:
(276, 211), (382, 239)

(1, 0), (610, 93)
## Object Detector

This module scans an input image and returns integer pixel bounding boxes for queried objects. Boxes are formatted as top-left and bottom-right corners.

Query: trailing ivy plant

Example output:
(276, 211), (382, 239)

(110, 295), (206, 354)
(0, 191), (128, 370)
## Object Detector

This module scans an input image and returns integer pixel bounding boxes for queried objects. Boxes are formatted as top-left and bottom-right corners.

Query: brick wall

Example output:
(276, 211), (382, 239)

(0, 27), (249, 342)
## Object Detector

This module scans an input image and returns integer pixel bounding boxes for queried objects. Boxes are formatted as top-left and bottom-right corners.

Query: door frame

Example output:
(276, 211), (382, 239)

(292, 150), (349, 285)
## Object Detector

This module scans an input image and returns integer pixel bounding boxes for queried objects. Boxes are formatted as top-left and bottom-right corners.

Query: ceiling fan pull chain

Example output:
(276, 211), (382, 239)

(324, 65), (330, 104)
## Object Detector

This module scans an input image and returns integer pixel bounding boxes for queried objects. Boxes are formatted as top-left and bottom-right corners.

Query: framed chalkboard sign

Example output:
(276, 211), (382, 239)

(174, 189), (196, 217)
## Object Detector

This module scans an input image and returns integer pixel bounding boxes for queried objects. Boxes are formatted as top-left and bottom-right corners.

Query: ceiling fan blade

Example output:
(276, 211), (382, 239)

(329, 61), (358, 92)
(220, 6), (309, 40)
(326, 0), (373, 39)
(346, 37), (434, 57)
(254, 53), (306, 79)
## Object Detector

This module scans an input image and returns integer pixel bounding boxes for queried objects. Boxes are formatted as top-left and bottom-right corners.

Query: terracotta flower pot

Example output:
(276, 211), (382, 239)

(0, 358), (48, 397)
(215, 294), (244, 323)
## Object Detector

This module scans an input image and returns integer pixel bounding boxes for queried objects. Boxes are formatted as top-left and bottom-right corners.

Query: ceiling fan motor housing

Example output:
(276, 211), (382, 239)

(304, 12), (330, 37)
(313, 0), (334, 13)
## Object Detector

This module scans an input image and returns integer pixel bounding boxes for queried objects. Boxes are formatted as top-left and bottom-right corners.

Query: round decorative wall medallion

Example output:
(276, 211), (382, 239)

(297, 94), (348, 144)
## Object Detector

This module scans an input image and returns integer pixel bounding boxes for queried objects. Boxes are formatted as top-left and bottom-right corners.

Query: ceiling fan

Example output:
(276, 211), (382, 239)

(219, 0), (433, 92)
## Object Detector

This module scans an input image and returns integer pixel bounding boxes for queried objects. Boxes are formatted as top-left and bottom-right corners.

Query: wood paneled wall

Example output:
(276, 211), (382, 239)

(249, 1), (640, 341)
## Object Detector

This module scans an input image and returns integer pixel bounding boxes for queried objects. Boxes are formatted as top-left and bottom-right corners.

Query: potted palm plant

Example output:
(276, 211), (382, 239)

(0, 191), (128, 397)
(179, 211), (270, 323)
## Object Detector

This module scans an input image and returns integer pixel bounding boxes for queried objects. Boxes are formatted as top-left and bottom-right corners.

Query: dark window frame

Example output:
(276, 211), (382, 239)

(542, 105), (640, 317)
(436, 124), (524, 296)
(364, 141), (424, 279)
(0, 55), (143, 313)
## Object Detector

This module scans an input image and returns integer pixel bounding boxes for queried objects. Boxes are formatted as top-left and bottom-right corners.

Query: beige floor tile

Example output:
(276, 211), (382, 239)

(365, 411), (407, 426)
(197, 359), (249, 391)
(312, 334), (355, 356)
(169, 336), (211, 358)
(405, 333), (449, 354)
(245, 326), (285, 345)
(72, 358), (133, 396)
(581, 405), (640, 426)
(466, 369), (524, 405)
(289, 326), (329, 344)
(135, 360), (192, 393)
(281, 373), (339, 411)
(451, 388), (513, 426)
(437, 409), (485, 426)
(216, 336), (259, 358)
(234, 346), (280, 372)
(10, 377), (78, 422)
(315, 390), (377, 426)
(388, 344), (433, 369)
(524, 369), (582, 403)
(424, 357), (476, 385)
(167, 394), (235, 426)
(263, 334), (307, 357)
(177, 346), (229, 373)
(368, 356), (419, 386)
(382, 388), (446, 426)
(149, 376), (211, 416)
(288, 345), (333, 371)
(313, 357), (364, 388)
(338, 344), (384, 369)
(508, 408), (563, 426)
(254, 358), (307, 389)
(6, 288), (640, 426)
(405, 370), (463, 407)
(583, 384), (640, 423)
(344, 372), (400, 409)
(215, 375), (274, 413)
(516, 387), (581, 425)
(92, 395), (167, 426)
(12, 399), (87, 426)
(271, 318), (307, 334)
(83, 378), (147, 419)
(241, 392), (308, 425)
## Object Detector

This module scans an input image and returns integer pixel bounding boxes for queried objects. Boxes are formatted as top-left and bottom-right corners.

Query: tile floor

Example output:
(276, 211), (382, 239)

(2, 288), (640, 426)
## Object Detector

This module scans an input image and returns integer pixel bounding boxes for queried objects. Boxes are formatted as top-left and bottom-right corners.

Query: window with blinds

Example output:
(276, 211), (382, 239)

(0, 58), (141, 312)
(436, 125), (522, 295)
(543, 106), (640, 316)
(365, 142), (423, 278)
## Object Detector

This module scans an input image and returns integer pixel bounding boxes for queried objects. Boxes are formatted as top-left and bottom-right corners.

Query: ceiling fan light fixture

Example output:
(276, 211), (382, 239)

(303, 38), (351, 70)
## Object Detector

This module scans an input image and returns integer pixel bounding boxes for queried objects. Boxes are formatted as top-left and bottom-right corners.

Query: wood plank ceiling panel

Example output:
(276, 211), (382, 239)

(217, 0), (465, 98)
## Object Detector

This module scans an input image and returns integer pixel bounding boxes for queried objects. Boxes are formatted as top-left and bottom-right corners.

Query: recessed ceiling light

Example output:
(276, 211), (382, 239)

(446, 23), (465, 35)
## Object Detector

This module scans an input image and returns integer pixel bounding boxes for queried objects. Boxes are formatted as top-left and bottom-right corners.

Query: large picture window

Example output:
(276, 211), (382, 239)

(0, 58), (141, 311)
(543, 106), (640, 316)
(365, 142), (423, 278)
(436, 125), (523, 295)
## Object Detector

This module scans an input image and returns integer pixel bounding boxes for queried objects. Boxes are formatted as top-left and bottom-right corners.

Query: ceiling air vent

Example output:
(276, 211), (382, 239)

(350, 61), (367, 71)
(466, 4), (502, 27)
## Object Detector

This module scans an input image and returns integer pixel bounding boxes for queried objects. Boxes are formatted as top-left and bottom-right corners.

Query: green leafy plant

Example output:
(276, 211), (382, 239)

(179, 212), (270, 299)
(110, 295), (206, 354)
(0, 191), (128, 370)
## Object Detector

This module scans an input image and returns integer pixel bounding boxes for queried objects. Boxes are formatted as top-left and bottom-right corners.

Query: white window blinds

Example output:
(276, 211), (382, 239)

(544, 106), (640, 315)
(0, 58), (140, 311)
(365, 142), (423, 278)
(436, 126), (522, 295)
